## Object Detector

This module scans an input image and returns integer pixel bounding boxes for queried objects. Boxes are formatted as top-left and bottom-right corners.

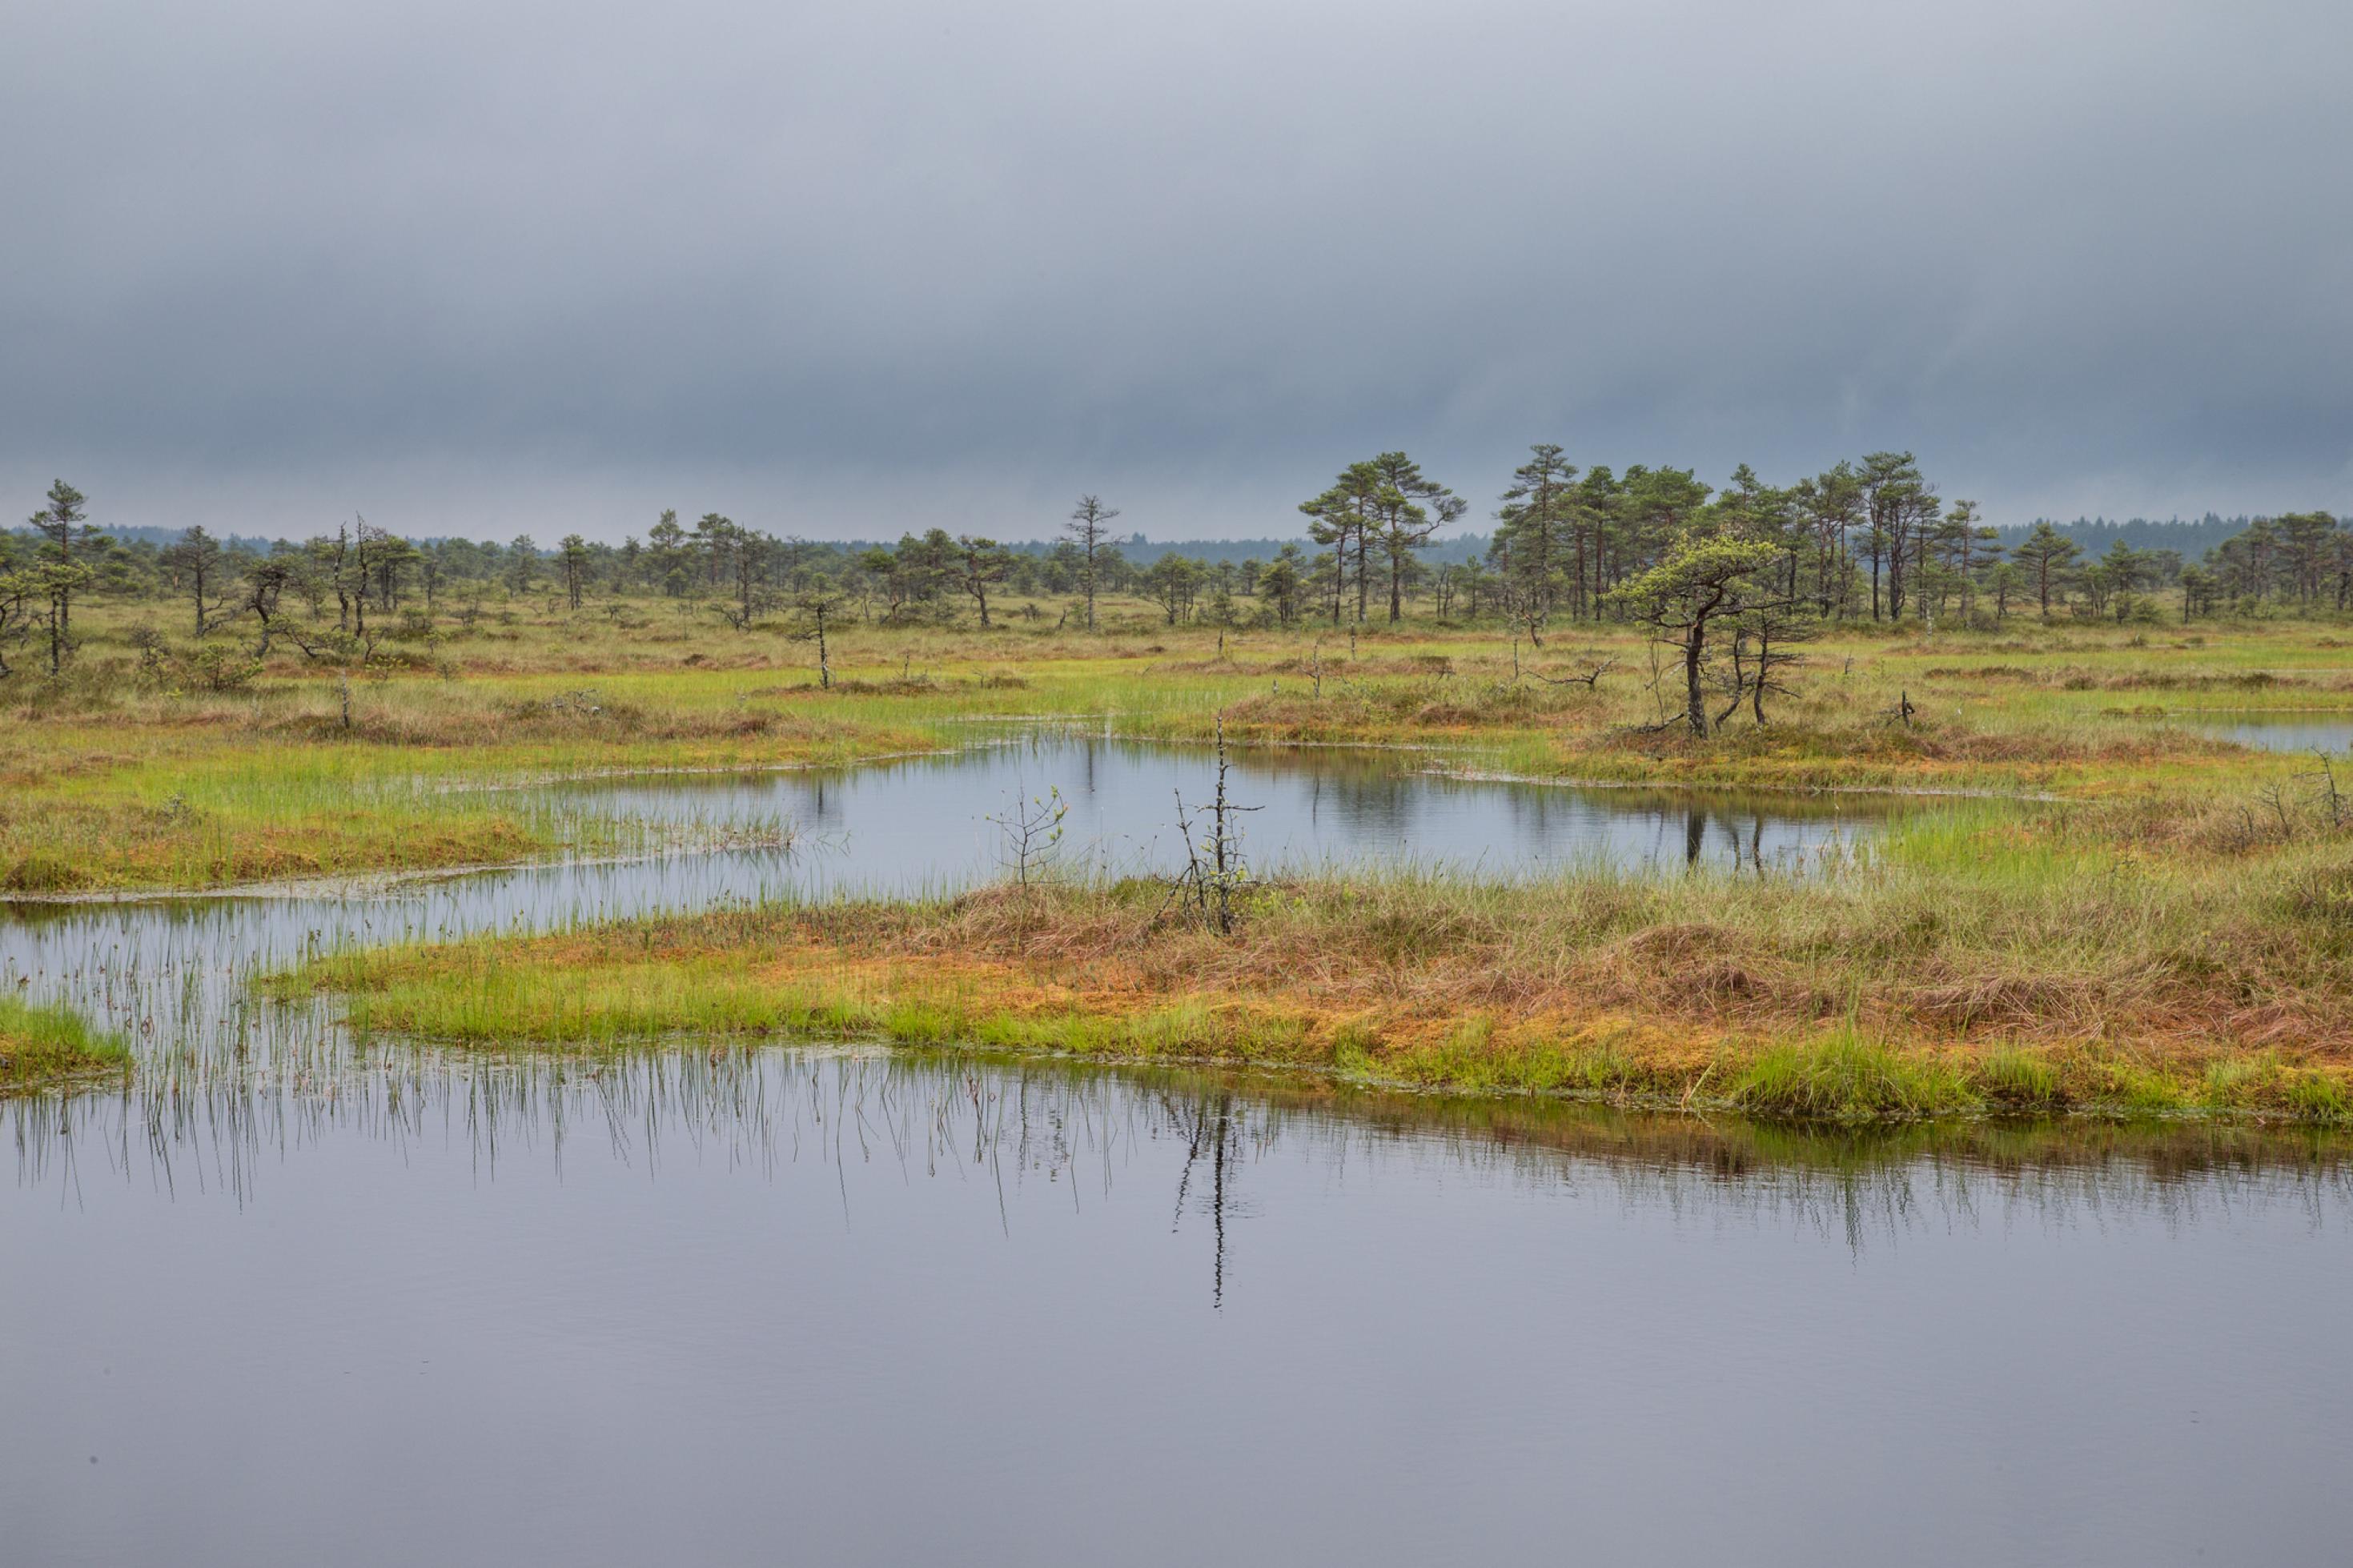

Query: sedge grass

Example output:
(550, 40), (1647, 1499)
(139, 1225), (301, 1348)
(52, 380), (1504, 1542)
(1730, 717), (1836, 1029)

(270, 808), (2353, 1122)
(0, 996), (132, 1092)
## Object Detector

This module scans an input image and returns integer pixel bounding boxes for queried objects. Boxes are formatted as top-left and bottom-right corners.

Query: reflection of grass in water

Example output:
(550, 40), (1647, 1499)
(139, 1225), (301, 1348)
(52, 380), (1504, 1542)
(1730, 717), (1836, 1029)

(0, 994), (130, 1092)
(16, 1045), (2353, 1251)
(1188, 1057), (2353, 1187)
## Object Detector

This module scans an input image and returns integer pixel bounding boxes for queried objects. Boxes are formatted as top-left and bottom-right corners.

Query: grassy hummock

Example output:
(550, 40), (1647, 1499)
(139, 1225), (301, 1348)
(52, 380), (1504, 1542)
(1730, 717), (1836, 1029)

(272, 803), (2353, 1122)
(0, 996), (132, 1092)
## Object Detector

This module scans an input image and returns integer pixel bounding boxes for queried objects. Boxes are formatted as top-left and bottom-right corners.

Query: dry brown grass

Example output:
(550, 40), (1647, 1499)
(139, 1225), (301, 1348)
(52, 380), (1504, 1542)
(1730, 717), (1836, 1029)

(410, 831), (2353, 1065)
(281, 848), (2353, 1121)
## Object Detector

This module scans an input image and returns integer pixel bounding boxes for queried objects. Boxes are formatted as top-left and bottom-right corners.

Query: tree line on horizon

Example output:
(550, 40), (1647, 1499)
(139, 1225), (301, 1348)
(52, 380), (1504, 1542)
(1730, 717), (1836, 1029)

(3, 463), (2348, 683)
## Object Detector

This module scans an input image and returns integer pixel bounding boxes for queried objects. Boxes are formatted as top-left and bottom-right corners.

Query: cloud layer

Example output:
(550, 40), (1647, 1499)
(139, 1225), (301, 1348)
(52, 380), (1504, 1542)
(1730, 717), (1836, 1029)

(6, 0), (2349, 539)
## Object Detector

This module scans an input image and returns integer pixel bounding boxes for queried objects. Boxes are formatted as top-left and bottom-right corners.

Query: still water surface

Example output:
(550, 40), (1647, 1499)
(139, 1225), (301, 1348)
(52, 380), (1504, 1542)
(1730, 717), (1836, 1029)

(7, 1055), (2349, 1568)
(2178, 710), (2353, 752)
(548, 734), (1887, 886)
(5, 740), (2344, 1567)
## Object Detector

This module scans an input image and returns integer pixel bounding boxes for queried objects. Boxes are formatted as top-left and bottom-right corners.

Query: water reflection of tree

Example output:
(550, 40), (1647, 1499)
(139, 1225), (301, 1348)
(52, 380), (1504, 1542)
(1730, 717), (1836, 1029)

(1669, 806), (1784, 873)
(21, 1049), (2353, 1280)
(1166, 1091), (1240, 1308)
(1131, 738), (1886, 876)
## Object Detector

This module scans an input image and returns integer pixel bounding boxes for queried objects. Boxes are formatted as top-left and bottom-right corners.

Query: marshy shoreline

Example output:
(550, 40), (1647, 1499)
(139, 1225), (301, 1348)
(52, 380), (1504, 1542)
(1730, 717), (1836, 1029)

(272, 842), (2353, 1124)
(15, 611), (2353, 1123)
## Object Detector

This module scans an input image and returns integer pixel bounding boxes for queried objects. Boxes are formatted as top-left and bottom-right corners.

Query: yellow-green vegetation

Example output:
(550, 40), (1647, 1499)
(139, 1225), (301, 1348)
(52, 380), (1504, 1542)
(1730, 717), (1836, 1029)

(31, 584), (2353, 1123)
(9, 592), (2353, 892)
(0, 996), (131, 1092)
(273, 792), (2353, 1121)
(11, 573), (2351, 1121)
(1158, 1060), (2353, 1176)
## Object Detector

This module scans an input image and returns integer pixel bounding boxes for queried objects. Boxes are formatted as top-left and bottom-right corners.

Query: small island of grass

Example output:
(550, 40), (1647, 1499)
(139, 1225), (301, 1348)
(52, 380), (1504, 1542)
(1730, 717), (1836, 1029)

(0, 996), (132, 1093)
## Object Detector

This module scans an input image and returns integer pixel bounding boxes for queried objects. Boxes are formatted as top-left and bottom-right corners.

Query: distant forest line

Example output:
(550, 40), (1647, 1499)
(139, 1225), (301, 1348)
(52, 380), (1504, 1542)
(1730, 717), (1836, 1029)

(33, 512), (2281, 566)
(9, 447), (2350, 684)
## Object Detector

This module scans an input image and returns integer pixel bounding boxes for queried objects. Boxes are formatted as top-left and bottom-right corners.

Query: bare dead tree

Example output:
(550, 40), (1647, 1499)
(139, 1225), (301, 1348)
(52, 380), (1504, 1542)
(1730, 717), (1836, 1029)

(1639, 642), (1677, 728)
(1530, 654), (1617, 690)
(788, 583), (846, 688)
(2310, 751), (2347, 831)
(987, 787), (1068, 889)
(1164, 717), (1259, 935)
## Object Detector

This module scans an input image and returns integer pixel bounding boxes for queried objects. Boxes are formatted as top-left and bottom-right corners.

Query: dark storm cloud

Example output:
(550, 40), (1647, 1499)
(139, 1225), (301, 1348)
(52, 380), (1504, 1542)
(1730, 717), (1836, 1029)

(4, 0), (2349, 539)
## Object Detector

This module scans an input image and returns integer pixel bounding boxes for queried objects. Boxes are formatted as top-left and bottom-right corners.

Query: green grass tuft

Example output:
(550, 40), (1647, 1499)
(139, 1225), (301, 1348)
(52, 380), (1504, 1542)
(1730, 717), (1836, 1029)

(1730, 1028), (1979, 1121)
(0, 996), (132, 1091)
(1973, 1048), (2068, 1113)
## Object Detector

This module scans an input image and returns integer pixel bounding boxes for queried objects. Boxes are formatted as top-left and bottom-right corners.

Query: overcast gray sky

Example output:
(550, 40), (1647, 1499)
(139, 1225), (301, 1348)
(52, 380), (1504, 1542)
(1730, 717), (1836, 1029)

(6, 0), (2349, 542)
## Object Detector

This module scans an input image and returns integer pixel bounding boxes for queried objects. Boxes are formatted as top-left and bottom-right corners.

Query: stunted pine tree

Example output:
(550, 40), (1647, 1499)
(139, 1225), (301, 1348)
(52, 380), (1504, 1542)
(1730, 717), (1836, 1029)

(558, 534), (592, 610)
(29, 479), (94, 569)
(235, 559), (295, 656)
(0, 563), (37, 678)
(1065, 495), (1118, 630)
(699, 518), (772, 631)
(1860, 452), (1938, 620)
(646, 510), (690, 596)
(1929, 499), (1997, 621)
(1985, 559), (2023, 620)
(1724, 592), (1817, 726)
(1792, 463), (1865, 617)
(506, 535), (537, 596)
(2011, 522), (2082, 617)
(1610, 535), (1783, 737)
(348, 516), (398, 637)
(2277, 511), (2338, 604)
(1142, 553), (1201, 624)
(1492, 444), (1578, 628)
(1299, 466), (1374, 624)
(28, 479), (97, 669)
(159, 525), (230, 634)
(1616, 466), (1713, 574)
(1364, 451), (1464, 623)
(954, 535), (1013, 626)
(789, 579), (849, 688)
(1255, 546), (1307, 624)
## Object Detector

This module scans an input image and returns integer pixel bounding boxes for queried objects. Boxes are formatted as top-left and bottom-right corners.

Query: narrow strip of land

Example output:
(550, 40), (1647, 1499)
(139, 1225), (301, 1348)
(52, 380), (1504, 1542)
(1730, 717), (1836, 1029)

(275, 821), (2353, 1121)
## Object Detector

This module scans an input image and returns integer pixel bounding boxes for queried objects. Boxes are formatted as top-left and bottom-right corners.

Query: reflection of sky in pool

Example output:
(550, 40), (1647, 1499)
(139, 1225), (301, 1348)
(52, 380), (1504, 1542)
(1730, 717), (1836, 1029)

(2173, 712), (2353, 752)
(556, 736), (1897, 892)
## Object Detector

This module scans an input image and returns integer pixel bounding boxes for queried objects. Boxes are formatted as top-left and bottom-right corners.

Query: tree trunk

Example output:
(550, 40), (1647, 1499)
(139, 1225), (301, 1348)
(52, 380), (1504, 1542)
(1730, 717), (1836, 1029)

(1752, 629), (1770, 724)
(1684, 625), (1708, 737)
